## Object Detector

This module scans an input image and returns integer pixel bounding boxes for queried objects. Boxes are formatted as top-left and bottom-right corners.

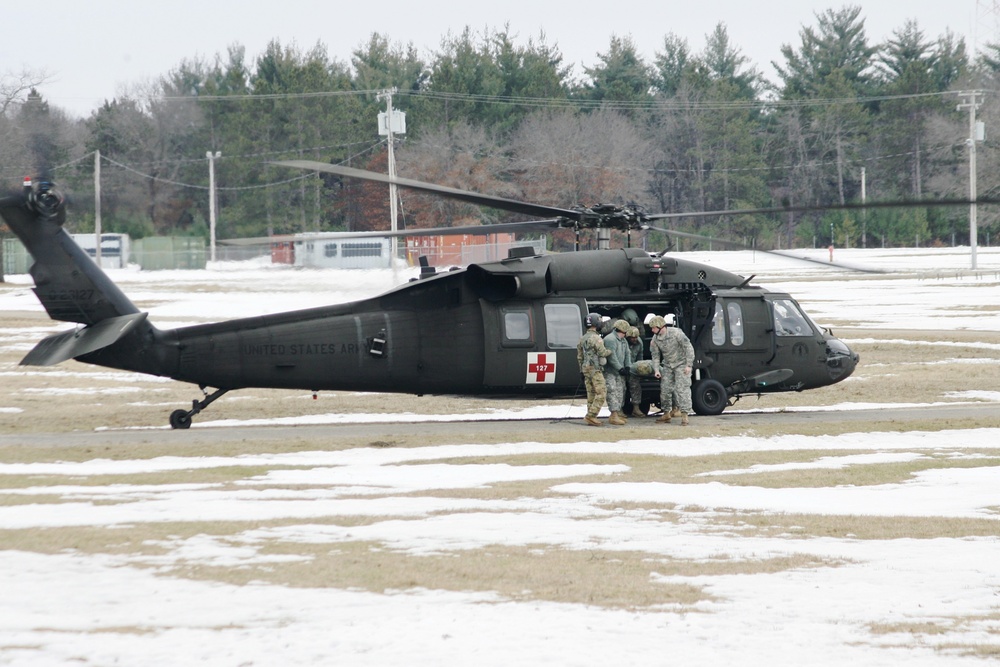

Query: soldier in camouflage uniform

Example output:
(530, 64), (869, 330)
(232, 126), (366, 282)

(602, 319), (632, 425)
(577, 312), (613, 426)
(625, 326), (646, 417)
(648, 314), (695, 425)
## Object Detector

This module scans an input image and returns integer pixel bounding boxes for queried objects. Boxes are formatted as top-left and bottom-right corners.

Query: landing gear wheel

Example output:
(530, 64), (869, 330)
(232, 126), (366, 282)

(169, 409), (192, 430)
(692, 379), (728, 416)
(168, 387), (231, 430)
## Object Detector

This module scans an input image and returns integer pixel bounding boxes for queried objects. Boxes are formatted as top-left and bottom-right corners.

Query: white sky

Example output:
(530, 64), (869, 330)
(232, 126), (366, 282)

(1, 0), (988, 119)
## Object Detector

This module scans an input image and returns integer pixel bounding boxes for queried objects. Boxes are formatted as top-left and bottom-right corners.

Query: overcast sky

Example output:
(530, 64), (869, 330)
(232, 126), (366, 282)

(1, 0), (987, 119)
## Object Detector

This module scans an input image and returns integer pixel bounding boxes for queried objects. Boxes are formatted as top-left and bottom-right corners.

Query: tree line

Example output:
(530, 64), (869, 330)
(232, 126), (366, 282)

(3, 5), (1000, 258)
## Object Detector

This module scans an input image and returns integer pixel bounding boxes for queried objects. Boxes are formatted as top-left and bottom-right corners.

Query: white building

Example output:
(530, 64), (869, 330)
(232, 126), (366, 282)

(71, 234), (131, 269)
(291, 234), (392, 269)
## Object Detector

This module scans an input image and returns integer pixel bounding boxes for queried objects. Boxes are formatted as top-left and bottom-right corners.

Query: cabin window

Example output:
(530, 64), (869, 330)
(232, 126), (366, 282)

(324, 243), (338, 258)
(503, 311), (532, 341)
(544, 303), (582, 349)
(773, 298), (812, 337)
(727, 302), (745, 346)
(711, 302), (726, 346)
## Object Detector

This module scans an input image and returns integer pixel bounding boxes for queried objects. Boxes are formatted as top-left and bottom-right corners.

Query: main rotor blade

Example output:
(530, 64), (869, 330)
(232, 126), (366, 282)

(221, 219), (565, 246)
(273, 160), (583, 221)
(644, 197), (1000, 222)
(645, 226), (885, 274)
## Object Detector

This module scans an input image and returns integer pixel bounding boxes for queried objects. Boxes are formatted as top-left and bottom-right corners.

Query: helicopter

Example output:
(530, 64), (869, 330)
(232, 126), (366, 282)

(2, 171), (862, 429)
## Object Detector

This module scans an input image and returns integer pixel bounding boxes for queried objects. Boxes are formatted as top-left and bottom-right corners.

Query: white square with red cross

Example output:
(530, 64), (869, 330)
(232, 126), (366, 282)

(525, 352), (556, 384)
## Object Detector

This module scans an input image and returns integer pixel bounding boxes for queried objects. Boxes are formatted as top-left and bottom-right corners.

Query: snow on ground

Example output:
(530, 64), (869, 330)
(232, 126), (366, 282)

(3, 247), (1000, 665)
(2, 431), (1000, 665)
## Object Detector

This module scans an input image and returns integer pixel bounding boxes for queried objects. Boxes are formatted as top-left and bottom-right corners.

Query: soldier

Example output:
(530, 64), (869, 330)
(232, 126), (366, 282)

(602, 319), (632, 425)
(625, 326), (646, 417)
(643, 313), (679, 416)
(648, 313), (695, 425)
(621, 308), (647, 338)
(577, 312), (613, 426)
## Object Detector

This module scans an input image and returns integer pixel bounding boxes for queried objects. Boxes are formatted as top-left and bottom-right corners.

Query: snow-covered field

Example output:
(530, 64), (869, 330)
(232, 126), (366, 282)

(2, 247), (1000, 665)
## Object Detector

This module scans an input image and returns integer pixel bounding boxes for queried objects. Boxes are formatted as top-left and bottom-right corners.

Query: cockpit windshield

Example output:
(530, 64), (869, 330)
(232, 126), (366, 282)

(772, 298), (814, 337)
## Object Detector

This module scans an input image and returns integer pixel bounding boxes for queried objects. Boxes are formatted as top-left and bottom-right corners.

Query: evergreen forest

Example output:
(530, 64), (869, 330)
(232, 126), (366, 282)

(3, 6), (1000, 256)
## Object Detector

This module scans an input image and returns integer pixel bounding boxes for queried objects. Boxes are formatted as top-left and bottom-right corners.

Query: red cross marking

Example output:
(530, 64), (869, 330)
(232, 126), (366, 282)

(527, 353), (555, 383)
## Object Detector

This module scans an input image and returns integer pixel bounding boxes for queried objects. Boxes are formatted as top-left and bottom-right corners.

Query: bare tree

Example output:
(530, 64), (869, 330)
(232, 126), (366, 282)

(1, 67), (50, 117)
(510, 108), (653, 208)
(395, 121), (513, 228)
(1, 67), (51, 283)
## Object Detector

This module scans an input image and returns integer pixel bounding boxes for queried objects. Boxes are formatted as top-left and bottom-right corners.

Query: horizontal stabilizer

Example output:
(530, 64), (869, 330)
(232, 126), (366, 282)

(20, 312), (149, 367)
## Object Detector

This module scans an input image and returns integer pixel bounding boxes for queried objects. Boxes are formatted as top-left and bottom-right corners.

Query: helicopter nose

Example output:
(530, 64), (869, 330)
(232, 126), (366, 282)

(826, 337), (859, 381)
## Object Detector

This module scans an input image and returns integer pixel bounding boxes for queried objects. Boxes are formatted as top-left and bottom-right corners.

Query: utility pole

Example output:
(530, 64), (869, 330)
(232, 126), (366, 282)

(860, 166), (866, 249)
(207, 151), (221, 263)
(94, 150), (102, 265)
(377, 88), (404, 266)
(957, 91), (983, 270)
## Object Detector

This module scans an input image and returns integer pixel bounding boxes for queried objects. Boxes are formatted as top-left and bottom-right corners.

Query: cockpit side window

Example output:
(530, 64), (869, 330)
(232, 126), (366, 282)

(727, 302), (745, 345)
(711, 300), (746, 347)
(711, 301), (726, 346)
(772, 298), (812, 337)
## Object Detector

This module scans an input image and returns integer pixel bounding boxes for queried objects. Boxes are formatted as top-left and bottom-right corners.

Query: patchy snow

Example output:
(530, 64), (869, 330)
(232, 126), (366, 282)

(3, 247), (1000, 665)
(2, 430), (1000, 664)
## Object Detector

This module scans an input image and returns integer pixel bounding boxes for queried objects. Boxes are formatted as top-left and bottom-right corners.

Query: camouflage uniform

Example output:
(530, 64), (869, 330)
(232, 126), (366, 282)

(577, 328), (612, 419)
(626, 328), (644, 411)
(602, 326), (631, 415)
(650, 325), (695, 415)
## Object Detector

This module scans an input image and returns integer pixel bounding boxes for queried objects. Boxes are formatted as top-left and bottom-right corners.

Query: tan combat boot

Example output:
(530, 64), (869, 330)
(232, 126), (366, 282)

(585, 415), (603, 427)
(617, 411), (628, 423)
(670, 407), (683, 418)
(680, 413), (689, 426)
(608, 412), (626, 426)
(655, 412), (672, 424)
(631, 405), (645, 418)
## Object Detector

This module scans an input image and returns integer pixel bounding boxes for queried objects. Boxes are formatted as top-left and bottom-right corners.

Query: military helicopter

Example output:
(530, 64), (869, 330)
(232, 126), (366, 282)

(2, 170), (862, 429)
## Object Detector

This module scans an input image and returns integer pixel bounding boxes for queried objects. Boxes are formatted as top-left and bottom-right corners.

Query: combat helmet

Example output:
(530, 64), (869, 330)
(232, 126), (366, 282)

(621, 308), (639, 326)
(613, 319), (630, 333)
(585, 312), (604, 328)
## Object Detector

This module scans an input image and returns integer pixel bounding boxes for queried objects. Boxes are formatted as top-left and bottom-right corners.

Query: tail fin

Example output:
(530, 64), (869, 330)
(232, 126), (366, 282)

(1, 180), (150, 366)
(1, 181), (140, 325)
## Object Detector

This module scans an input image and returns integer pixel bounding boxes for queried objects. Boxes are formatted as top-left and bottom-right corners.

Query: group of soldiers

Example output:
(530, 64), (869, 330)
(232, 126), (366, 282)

(576, 308), (695, 427)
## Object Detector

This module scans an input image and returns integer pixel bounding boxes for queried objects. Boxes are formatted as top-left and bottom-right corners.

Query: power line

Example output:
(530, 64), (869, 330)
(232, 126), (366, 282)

(155, 86), (985, 113)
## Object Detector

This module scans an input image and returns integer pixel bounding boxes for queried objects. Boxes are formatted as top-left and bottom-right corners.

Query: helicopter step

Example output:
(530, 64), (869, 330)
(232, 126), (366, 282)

(169, 386), (230, 429)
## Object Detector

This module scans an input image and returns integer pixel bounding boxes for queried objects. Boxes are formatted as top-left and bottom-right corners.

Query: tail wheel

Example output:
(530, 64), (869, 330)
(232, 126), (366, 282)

(169, 409), (192, 430)
(692, 379), (728, 416)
